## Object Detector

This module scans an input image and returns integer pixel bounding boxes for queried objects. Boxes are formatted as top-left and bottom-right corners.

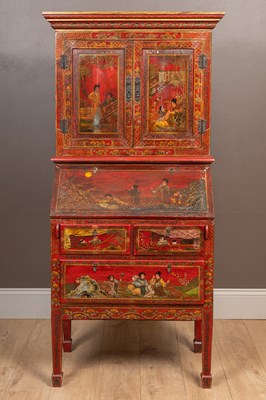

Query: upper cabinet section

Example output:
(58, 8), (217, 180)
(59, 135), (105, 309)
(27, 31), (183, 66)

(43, 12), (224, 159)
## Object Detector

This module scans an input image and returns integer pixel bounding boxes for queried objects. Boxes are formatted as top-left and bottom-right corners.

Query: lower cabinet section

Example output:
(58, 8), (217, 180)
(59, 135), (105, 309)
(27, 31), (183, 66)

(60, 259), (205, 304)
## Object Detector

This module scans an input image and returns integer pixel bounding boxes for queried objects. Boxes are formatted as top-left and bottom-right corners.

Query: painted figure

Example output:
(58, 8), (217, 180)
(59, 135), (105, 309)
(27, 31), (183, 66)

(152, 178), (171, 204)
(102, 92), (115, 108)
(170, 189), (182, 205)
(87, 84), (102, 128)
(128, 185), (140, 205)
(90, 236), (102, 245)
(102, 92), (117, 130)
(98, 194), (128, 210)
(153, 98), (185, 131)
(128, 272), (148, 296)
(105, 275), (119, 297)
(149, 271), (170, 296)
(90, 229), (102, 245)
(157, 236), (169, 246)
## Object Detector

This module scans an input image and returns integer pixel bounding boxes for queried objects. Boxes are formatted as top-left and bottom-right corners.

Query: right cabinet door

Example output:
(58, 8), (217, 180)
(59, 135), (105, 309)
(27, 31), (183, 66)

(133, 31), (211, 156)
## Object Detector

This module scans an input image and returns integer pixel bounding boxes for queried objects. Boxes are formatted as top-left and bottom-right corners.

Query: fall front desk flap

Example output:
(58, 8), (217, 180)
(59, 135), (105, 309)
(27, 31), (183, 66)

(51, 164), (213, 218)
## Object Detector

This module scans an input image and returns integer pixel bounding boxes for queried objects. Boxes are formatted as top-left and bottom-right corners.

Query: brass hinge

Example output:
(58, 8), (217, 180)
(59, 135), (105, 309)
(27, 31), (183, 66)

(198, 119), (207, 135)
(59, 54), (68, 69)
(60, 119), (69, 134)
(199, 54), (207, 69)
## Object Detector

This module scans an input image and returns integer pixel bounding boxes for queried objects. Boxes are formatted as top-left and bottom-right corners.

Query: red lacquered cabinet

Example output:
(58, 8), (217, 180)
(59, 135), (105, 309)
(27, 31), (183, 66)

(43, 11), (224, 388)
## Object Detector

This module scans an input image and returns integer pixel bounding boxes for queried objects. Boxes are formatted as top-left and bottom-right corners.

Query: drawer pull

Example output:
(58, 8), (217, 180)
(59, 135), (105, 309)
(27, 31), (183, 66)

(167, 263), (172, 273)
(92, 264), (98, 272)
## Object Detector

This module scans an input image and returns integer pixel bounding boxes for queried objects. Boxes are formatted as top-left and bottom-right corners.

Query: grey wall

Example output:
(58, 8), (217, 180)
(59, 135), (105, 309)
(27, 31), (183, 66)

(0, 0), (265, 288)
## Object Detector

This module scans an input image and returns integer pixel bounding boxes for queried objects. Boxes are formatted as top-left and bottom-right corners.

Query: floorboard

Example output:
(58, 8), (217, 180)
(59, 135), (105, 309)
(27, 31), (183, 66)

(0, 319), (266, 399)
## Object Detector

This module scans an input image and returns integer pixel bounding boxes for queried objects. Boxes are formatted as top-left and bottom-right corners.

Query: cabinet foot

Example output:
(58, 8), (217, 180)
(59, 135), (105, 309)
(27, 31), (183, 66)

(193, 339), (202, 353)
(51, 373), (63, 387)
(63, 339), (72, 352)
(201, 373), (212, 388)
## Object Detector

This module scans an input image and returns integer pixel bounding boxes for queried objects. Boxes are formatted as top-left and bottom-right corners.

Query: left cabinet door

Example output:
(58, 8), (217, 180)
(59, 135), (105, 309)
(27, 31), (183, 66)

(56, 32), (133, 156)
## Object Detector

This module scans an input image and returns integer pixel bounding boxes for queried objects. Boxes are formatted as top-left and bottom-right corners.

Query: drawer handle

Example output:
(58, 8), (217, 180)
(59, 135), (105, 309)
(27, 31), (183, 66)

(165, 227), (171, 236)
(167, 263), (172, 273)
(92, 264), (98, 272)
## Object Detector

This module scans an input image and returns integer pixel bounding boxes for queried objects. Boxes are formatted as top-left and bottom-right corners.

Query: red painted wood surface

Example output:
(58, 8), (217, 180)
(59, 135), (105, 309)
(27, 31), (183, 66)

(45, 11), (224, 388)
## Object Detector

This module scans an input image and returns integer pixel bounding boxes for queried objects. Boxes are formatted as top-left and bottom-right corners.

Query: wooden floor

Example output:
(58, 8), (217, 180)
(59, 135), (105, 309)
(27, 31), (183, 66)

(0, 320), (266, 399)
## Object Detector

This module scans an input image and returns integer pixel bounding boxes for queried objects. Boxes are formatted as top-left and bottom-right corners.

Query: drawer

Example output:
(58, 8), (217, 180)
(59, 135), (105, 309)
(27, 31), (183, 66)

(134, 224), (205, 256)
(61, 259), (204, 304)
(60, 224), (131, 255)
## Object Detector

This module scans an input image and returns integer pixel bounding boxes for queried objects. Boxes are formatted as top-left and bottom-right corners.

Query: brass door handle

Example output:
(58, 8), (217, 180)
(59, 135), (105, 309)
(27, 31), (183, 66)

(126, 76), (132, 102)
(135, 77), (140, 102)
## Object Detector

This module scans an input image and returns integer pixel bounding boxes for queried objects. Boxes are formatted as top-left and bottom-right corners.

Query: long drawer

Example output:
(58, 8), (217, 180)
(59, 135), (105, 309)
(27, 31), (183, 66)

(60, 224), (131, 255)
(60, 259), (205, 305)
(134, 224), (205, 256)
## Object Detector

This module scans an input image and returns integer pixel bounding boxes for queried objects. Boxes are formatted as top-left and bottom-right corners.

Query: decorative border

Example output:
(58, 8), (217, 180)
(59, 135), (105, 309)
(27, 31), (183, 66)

(43, 12), (225, 31)
(51, 259), (60, 307)
(62, 307), (202, 321)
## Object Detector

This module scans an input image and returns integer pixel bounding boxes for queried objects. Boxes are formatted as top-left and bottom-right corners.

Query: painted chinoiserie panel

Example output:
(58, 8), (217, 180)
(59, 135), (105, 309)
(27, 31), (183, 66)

(134, 225), (205, 255)
(56, 39), (133, 154)
(44, 11), (224, 388)
(51, 164), (213, 218)
(61, 260), (204, 304)
(134, 37), (210, 154)
(60, 224), (131, 255)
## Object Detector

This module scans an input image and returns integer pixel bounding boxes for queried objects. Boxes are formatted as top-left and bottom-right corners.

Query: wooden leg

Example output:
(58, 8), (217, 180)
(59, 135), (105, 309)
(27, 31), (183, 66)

(201, 308), (213, 388)
(193, 320), (202, 353)
(63, 320), (72, 352)
(51, 309), (63, 387)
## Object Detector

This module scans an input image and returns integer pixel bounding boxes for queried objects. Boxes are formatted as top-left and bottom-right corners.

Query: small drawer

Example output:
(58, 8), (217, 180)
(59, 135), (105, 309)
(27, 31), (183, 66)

(134, 224), (205, 256)
(60, 224), (131, 255)
(61, 259), (204, 304)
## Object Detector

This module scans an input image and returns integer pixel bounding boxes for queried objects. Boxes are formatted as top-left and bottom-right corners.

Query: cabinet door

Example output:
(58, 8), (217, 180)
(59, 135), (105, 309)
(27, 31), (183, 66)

(56, 33), (133, 156)
(133, 32), (211, 156)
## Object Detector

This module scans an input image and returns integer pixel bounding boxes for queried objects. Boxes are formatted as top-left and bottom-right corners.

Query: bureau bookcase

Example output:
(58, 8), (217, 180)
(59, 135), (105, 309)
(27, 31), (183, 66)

(43, 11), (224, 388)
